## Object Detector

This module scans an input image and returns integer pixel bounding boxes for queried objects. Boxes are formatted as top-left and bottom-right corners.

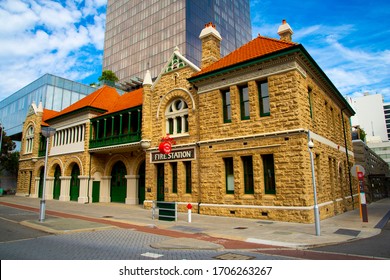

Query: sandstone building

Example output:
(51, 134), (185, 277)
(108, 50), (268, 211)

(17, 21), (357, 223)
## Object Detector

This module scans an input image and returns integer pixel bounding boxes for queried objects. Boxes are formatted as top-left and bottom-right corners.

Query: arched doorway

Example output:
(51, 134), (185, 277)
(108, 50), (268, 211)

(38, 168), (44, 198)
(111, 161), (127, 203)
(70, 164), (80, 201)
(138, 161), (145, 205)
(53, 165), (61, 200)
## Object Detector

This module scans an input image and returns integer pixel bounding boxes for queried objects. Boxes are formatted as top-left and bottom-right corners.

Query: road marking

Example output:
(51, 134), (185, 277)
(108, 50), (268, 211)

(141, 252), (164, 259)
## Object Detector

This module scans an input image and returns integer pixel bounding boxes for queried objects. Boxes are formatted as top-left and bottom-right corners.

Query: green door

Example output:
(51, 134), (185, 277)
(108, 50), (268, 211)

(70, 165), (80, 201)
(38, 168), (44, 198)
(157, 164), (165, 202)
(138, 161), (145, 205)
(53, 166), (61, 200)
(111, 161), (127, 203)
(92, 181), (100, 203)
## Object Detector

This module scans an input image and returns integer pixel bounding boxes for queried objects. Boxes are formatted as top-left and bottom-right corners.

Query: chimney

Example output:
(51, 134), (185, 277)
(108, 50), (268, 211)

(199, 22), (222, 68)
(277, 19), (293, 42)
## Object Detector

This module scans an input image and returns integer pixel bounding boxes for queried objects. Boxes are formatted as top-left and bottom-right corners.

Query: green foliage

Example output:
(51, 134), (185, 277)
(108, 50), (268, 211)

(359, 128), (366, 141)
(0, 130), (19, 176)
(98, 70), (119, 83)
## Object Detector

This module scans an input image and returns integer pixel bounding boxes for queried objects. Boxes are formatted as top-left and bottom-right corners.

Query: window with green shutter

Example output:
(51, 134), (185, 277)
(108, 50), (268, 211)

(262, 154), (276, 194)
(242, 156), (254, 194)
(240, 85), (250, 120)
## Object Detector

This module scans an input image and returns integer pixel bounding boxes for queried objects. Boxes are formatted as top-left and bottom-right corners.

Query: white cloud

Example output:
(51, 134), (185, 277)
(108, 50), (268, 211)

(0, 0), (107, 101)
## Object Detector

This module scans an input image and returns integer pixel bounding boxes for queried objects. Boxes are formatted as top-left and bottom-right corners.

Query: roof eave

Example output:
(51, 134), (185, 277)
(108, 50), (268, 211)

(188, 45), (300, 83)
(45, 106), (107, 123)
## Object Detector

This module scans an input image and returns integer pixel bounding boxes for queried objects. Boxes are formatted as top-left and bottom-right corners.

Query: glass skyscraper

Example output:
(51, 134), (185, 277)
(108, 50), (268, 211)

(0, 74), (95, 140)
(103, 0), (252, 82)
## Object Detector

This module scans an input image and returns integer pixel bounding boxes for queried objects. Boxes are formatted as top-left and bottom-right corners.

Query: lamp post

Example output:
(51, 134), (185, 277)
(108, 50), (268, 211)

(308, 131), (321, 236)
(0, 123), (3, 156)
(39, 126), (56, 222)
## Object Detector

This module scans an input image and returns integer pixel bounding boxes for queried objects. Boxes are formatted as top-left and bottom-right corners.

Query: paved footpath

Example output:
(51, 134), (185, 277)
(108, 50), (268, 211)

(1, 195), (389, 259)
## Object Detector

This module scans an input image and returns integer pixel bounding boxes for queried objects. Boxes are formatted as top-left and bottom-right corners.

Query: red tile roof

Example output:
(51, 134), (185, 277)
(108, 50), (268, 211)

(41, 108), (59, 126)
(103, 88), (143, 116)
(44, 86), (144, 123)
(45, 86), (120, 121)
(192, 35), (297, 78)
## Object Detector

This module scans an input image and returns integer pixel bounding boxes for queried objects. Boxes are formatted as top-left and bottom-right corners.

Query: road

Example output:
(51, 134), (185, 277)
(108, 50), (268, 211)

(0, 204), (388, 260)
(0, 205), (290, 260)
(312, 219), (390, 258)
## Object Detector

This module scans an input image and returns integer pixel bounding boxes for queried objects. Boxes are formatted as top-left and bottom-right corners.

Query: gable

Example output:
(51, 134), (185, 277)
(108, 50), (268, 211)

(152, 47), (200, 90)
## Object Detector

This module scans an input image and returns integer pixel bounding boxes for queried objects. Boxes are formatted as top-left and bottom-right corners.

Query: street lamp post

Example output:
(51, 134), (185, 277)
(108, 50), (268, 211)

(39, 126), (56, 222)
(0, 123), (4, 156)
(308, 131), (321, 236)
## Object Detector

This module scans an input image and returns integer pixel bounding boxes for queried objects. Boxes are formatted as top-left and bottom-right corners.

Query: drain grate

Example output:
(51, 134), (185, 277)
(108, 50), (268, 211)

(234, 227), (248, 230)
(214, 253), (255, 260)
(334, 228), (361, 237)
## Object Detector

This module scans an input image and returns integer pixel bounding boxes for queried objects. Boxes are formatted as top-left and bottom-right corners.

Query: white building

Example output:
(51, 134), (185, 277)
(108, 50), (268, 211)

(349, 93), (390, 167)
(350, 93), (388, 142)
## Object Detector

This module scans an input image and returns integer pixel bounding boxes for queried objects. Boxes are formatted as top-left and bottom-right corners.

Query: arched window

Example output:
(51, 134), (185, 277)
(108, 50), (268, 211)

(165, 99), (189, 136)
(25, 126), (34, 154)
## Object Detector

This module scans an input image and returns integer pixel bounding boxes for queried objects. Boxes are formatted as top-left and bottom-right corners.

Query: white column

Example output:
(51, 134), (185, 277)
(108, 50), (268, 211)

(59, 176), (71, 201)
(100, 176), (112, 202)
(45, 177), (54, 200)
(78, 176), (90, 203)
(31, 177), (40, 198)
(125, 175), (139, 204)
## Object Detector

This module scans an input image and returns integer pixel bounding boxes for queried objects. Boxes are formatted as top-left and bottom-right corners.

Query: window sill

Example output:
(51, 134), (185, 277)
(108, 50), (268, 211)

(171, 133), (190, 139)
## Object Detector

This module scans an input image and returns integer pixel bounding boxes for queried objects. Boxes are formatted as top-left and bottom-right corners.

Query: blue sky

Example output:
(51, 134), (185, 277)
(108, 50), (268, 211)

(0, 0), (389, 103)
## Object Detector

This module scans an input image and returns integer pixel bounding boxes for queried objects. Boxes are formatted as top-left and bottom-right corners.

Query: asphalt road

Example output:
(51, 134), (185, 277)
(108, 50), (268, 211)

(0, 204), (388, 260)
(311, 220), (390, 259)
(0, 205), (290, 260)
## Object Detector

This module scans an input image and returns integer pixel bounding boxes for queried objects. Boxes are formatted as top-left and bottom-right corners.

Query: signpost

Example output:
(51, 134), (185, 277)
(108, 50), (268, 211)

(351, 164), (368, 222)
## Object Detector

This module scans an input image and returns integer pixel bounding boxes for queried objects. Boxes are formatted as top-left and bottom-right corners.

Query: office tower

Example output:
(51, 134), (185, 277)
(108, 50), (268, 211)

(0, 74), (96, 141)
(103, 0), (252, 83)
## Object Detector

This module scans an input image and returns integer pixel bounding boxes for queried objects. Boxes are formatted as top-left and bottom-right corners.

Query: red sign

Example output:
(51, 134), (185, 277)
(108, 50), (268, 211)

(158, 134), (176, 155)
(357, 171), (364, 180)
(158, 142), (172, 154)
(187, 203), (192, 210)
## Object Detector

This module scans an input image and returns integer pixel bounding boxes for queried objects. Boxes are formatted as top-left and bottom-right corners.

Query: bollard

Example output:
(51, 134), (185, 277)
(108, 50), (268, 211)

(187, 203), (192, 223)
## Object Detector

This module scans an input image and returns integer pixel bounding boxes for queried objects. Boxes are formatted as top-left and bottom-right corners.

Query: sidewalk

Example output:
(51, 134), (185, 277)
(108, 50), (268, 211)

(0, 195), (389, 249)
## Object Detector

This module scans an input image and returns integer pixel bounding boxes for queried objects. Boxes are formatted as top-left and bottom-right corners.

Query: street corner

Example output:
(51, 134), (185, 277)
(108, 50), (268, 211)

(20, 217), (118, 234)
(149, 237), (224, 250)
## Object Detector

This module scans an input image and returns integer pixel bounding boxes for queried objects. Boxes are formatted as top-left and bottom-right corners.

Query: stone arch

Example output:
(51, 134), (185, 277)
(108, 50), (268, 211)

(156, 88), (196, 119)
(129, 152), (147, 175)
(64, 156), (84, 176)
(48, 158), (64, 177)
(34, 160), (45, 178)
(24, 120), (37, 133)
(104, 154), (130, 176)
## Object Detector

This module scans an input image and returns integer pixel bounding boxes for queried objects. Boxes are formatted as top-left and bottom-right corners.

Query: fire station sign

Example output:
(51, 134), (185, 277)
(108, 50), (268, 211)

(151, 147), (196, 163)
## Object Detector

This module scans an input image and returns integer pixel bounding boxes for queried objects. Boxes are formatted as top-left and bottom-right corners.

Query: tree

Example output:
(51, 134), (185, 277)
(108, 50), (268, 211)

(98, 70), (119, 84)
(359, 128), (366, 142)
(0, 129), (19, 176)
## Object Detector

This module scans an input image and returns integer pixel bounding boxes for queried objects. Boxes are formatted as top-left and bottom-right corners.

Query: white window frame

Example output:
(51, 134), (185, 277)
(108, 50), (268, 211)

(165, 99), (189, 136)
(25, 125), (34, 154)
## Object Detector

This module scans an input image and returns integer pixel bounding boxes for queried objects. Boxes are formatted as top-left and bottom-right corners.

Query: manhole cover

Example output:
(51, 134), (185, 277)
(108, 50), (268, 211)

(102, 216), (114, 218)
(214, 253), (255, 260)
(234, 227), (248, 230)
(334, 228), (361, 237)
